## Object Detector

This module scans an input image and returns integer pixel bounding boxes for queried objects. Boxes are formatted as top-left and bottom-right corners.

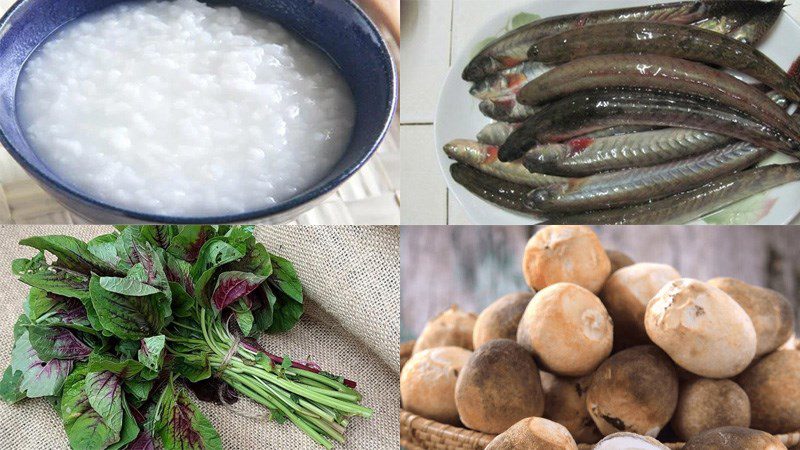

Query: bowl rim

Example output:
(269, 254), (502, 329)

(0, 0), (398, 224)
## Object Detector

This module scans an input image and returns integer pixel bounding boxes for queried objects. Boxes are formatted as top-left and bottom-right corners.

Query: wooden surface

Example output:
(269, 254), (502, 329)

(400, 0), (800, 224)
(401, 226), (800, 341)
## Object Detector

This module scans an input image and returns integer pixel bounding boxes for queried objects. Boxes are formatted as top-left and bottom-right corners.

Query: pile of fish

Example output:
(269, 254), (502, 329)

(445, 0), (800, 224)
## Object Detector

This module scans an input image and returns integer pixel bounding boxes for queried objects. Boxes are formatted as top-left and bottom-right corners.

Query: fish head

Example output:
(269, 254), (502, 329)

(526, 183), (568, 210)
(462, 56), (497, 82)
(523, 144), (570, 173)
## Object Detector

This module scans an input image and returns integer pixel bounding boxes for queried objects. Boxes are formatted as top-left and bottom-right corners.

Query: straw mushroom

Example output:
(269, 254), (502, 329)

(586, 345), (679, 437)
(455, 339), (545, 434)
(412, 305), (477, 354)
(485, 417), (578, 450)
(600, 263), (681, 349)
(543, 375), (603, 444)
(606, 250), (635, 273)
(707, 277), (794, 357)
(644, 279), (757, 378)
(517, 283), (613, 377)
(522, 225), (611, 294)
(737, 349), (800, 434)
(400, 346), (472, 425)
(539, 370), (557, 392)
(682, 427), (787, 449)
(593, 432), (670, 450)
(473, 292), (533, 349)
(672, 378), (751, 440)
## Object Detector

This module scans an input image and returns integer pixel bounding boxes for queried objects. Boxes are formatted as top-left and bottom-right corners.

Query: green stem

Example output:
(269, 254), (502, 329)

(287, 368), (361, 396)
(235, 363), (372, 417)
(224, 372), (333, 450)
(304, 415), (346, 444)
(301, 384), (362, 402)
(189, 308), (373, 447)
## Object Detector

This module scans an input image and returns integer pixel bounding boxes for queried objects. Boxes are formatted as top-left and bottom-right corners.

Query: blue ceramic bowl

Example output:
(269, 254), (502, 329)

(0, 0), (396, 223)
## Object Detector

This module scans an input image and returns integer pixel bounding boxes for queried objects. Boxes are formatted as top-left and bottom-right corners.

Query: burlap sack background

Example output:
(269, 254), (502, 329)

(0, 225), (399, 449)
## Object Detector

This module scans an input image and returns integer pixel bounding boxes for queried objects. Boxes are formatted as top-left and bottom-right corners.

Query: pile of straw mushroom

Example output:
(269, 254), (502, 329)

(401, 226), (799, 449)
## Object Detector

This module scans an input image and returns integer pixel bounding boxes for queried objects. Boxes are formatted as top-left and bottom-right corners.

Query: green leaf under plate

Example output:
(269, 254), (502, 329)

(510, 12), (540, 29)
(702, 192), (778, 225)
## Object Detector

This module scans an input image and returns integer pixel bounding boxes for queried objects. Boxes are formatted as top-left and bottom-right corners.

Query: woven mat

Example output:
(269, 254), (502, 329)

(0, 225), (400, 449)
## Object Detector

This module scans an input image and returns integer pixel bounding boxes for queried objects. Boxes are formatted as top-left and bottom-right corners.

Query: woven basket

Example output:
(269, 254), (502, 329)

(400, 340), (800, 449)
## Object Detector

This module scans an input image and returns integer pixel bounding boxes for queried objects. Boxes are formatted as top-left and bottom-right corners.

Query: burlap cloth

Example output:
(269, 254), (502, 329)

(0, 225), (400, 449)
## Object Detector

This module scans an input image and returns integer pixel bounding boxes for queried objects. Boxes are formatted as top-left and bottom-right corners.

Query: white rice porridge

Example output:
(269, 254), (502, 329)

(17, 0), (356, 216)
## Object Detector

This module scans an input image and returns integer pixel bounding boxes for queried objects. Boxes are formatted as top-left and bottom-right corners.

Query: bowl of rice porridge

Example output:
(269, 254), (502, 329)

(0, 0), (396, 223)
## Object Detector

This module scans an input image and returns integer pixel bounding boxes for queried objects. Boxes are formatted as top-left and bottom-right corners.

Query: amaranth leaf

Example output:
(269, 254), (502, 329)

(157, 383), (222, 450)
(20, 235), (123, 276)
(12, 331), (73, 398)
(11, 250), (46, 275)
(89, 275), (168, 340)
(138, 335), (166, 372)
(85, 371), (124, 433)
(99, 274), (161, 297)
(18, 268), (89, 300)
(108, 397), (141, 450)
(139, 225), (177, 250)
(167, 226), (215, 263)
(24, 289), (90, 327)
(127, 430), (157, 450)
(0, 366), (25, 403)
(165, 254), (194, 296)
(268, 254), (303, 304)
(87, 233), (121, 268)
(87, 353), (145, 379)
(60, 365), (122, 450)
(211, 271), (267, 312)
(28, 325), (92, 361)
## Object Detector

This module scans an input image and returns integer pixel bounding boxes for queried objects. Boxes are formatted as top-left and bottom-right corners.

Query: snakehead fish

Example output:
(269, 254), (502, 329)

(526, 21), (800, 102)
(522, 128), (733, 176)
(499, 88), (799, 162)
(444, 139), (566, 187)
(463, 0), (785, 81)
(517, 54), (800, 137)
(541, 163), (800, 224)
(526, 141), (768, 213)
(449, 163), (533, 213)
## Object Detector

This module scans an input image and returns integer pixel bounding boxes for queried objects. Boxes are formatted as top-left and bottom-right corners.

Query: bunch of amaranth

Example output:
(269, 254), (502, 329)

(0, 225), (372, 450)
(401, 225), (798, 450)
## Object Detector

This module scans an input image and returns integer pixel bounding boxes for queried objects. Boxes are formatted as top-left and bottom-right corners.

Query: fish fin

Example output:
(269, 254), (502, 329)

(505, 73), (528, 89)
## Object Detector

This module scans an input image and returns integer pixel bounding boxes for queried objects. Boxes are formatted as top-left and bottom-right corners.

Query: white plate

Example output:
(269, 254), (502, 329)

(435, 0), (800, 225)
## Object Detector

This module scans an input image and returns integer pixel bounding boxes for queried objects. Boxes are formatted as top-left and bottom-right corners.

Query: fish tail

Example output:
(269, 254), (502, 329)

(786, 56), (800, 103)
(789, 54), (800, 80)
